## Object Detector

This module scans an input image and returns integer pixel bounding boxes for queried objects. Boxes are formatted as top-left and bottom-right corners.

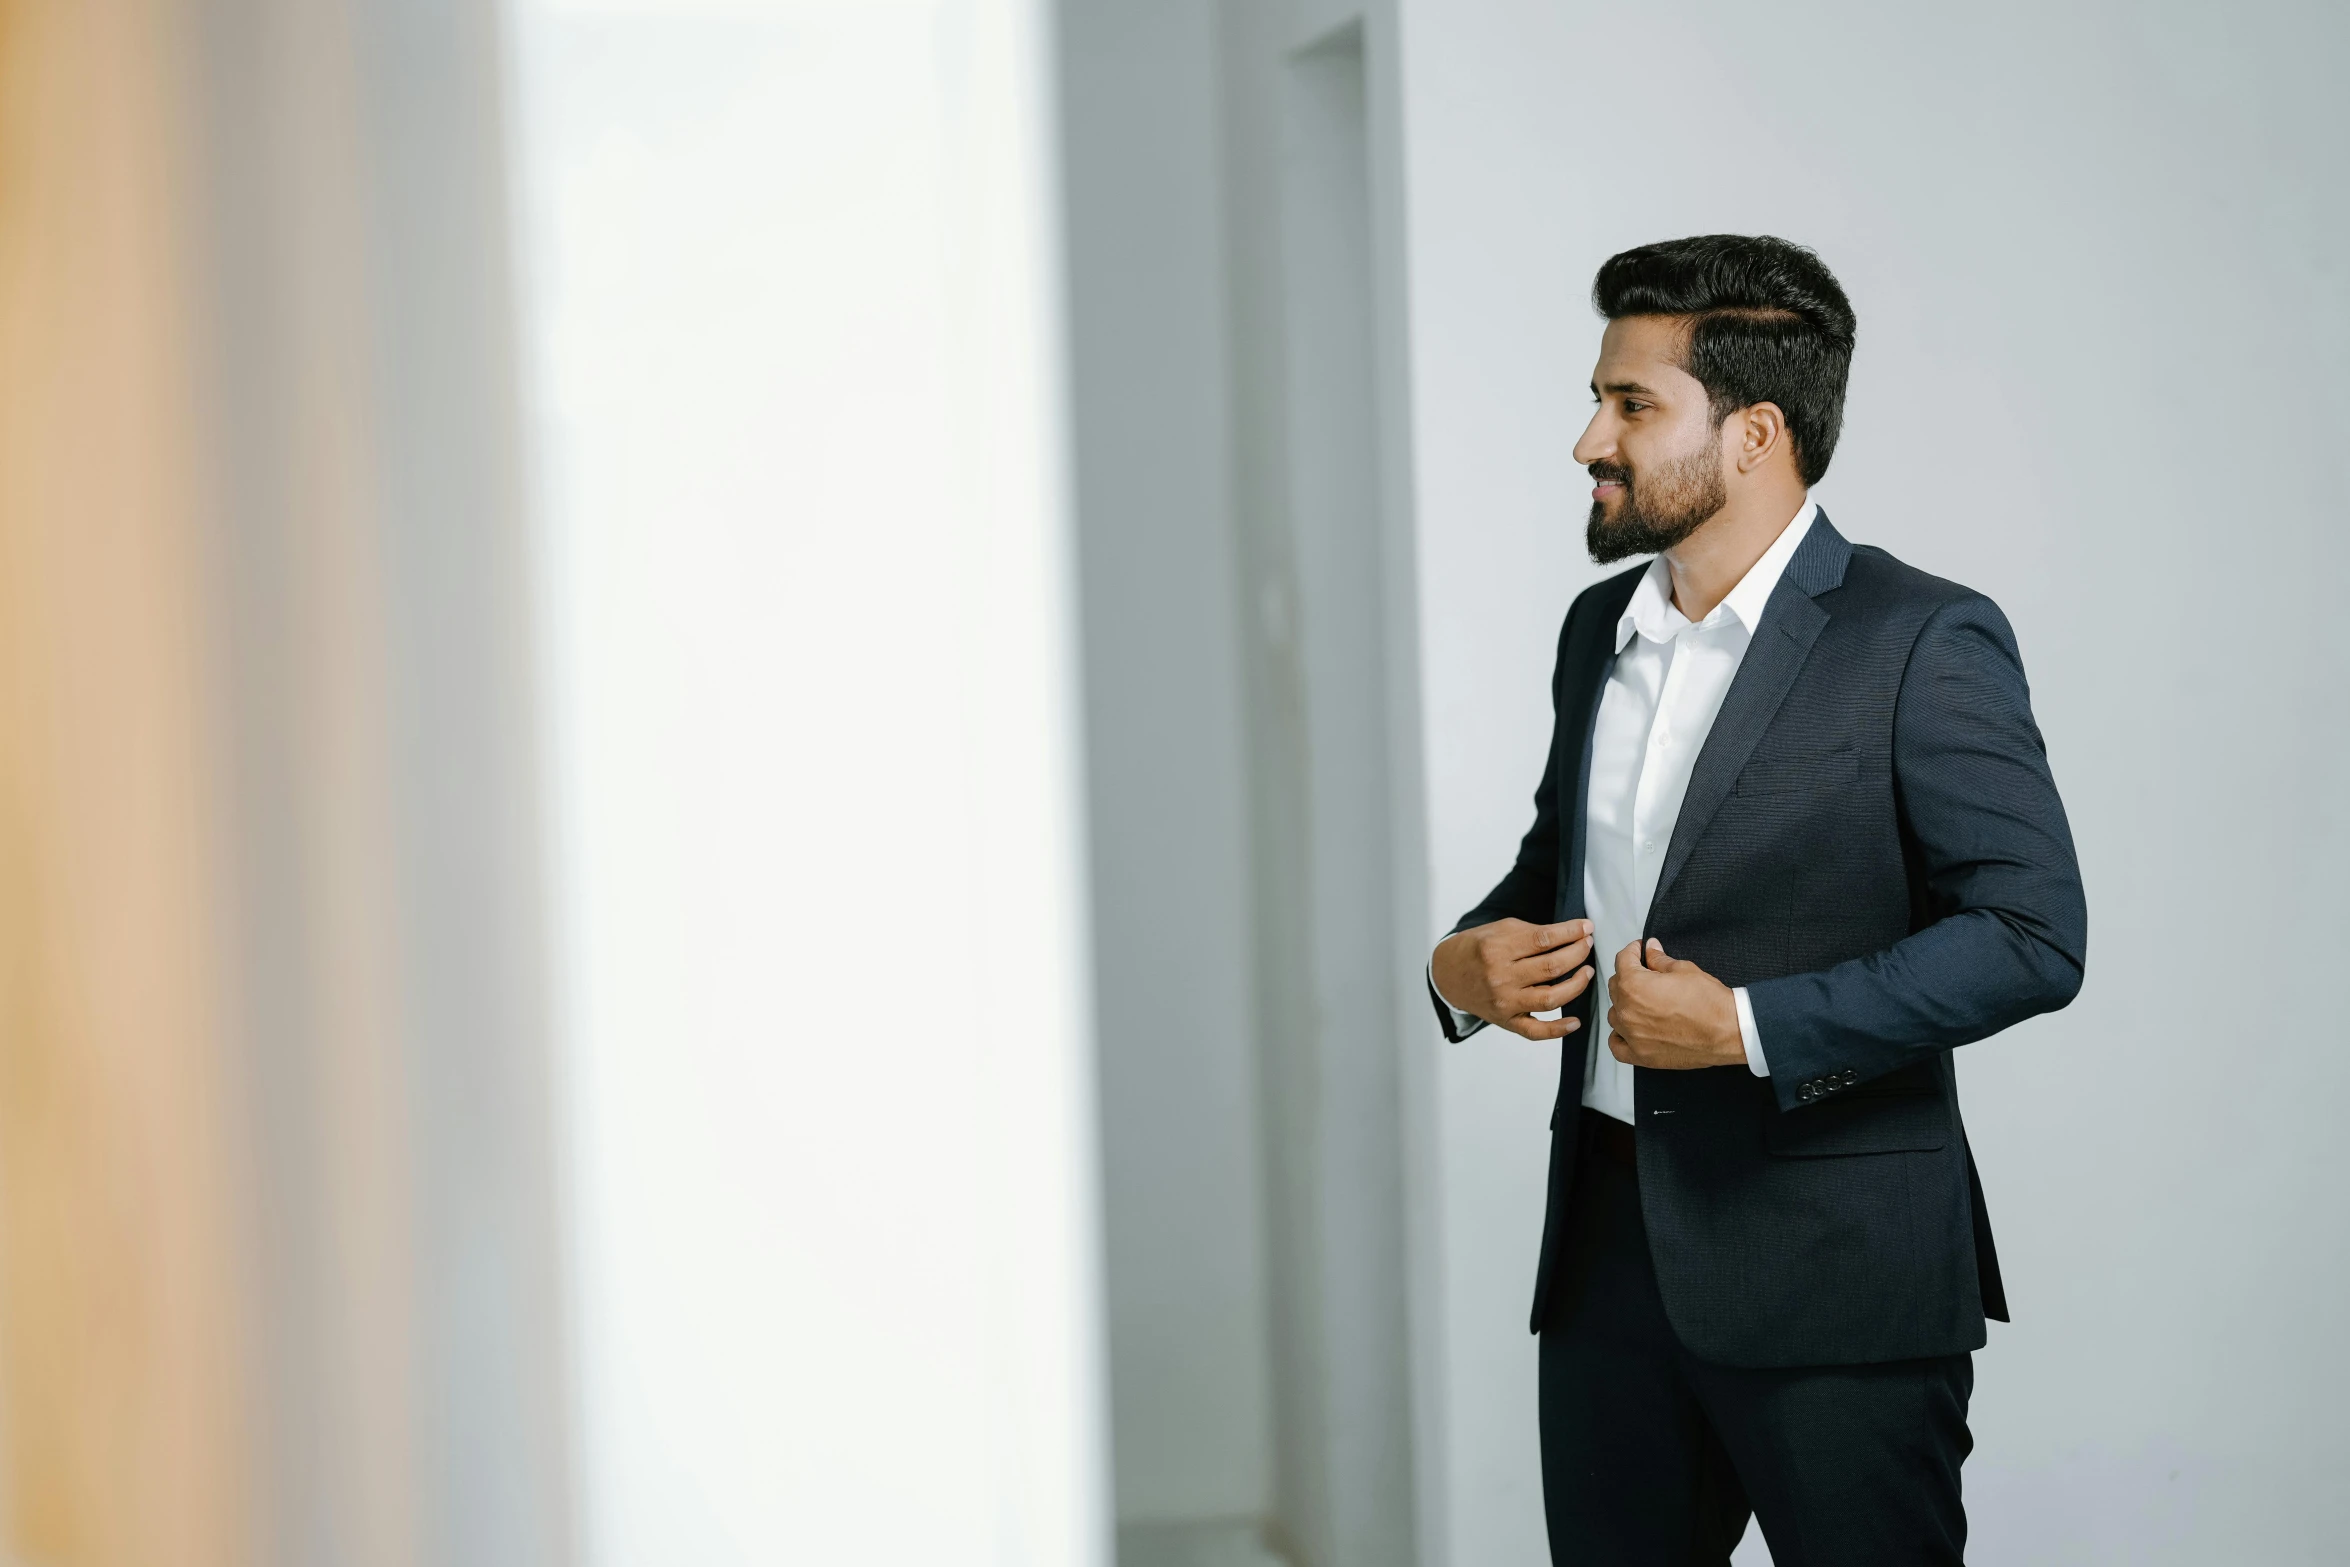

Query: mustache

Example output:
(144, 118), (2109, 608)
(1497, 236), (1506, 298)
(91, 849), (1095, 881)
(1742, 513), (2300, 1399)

(1588, 461), (1631, 486)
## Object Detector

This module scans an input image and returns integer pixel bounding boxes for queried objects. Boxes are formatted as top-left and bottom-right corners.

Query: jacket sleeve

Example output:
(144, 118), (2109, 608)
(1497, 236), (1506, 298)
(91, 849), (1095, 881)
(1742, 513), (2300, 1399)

(1427, 601), (1579, 1043)
(1744, 593), (2087, 1109)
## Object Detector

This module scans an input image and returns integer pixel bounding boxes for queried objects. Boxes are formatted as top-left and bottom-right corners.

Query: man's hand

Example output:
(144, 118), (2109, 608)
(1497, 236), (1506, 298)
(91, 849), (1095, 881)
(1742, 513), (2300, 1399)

(1606, 937), (1744, 1069)
(1432, 918), (1596, 1040)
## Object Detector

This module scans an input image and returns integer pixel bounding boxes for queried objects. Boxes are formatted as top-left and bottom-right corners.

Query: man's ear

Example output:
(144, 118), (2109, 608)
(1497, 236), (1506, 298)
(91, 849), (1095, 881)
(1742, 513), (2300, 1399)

(1733, 402), (1790, 474)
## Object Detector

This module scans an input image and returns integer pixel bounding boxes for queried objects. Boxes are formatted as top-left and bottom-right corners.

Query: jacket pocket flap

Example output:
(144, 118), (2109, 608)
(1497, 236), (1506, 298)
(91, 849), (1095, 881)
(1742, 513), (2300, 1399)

(1765, 1090), (1948, 1157)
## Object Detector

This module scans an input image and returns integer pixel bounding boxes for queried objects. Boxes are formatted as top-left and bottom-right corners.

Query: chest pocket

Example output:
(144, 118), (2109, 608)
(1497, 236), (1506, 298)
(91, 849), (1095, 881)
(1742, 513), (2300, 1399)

(1735, 747), (1859, 796)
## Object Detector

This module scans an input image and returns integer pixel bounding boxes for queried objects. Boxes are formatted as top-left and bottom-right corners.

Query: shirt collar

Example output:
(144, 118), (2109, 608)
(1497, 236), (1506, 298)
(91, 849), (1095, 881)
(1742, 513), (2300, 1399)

(1614, 498), (1817, 653)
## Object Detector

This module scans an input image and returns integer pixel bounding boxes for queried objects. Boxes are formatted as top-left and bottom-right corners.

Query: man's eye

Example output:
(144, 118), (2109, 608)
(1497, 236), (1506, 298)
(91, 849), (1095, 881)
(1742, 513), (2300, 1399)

(1622, 401), (1648, 414)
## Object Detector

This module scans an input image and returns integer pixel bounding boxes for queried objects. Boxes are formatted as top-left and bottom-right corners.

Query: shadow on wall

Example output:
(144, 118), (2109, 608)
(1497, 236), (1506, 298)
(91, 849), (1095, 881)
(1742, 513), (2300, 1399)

(1063, 2), (1433, 1564)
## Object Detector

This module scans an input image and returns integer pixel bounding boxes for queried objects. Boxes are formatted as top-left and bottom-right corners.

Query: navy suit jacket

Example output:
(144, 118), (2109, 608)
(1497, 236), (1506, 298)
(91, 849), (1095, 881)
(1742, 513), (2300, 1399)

(1435, 513), (2086, 1366)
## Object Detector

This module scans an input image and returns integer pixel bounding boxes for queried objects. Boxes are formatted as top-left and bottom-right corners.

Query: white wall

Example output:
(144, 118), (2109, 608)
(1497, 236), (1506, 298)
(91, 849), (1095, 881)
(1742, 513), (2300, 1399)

(1395, 2), (2350, 1563)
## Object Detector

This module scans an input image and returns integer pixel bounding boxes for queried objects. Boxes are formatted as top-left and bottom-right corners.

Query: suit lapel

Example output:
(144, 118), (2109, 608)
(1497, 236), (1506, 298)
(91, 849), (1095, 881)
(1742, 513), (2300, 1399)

(1556, 570), (1641, 920)
(1650, 514), (1853, 913)
(1549, 571), (1635, 1133)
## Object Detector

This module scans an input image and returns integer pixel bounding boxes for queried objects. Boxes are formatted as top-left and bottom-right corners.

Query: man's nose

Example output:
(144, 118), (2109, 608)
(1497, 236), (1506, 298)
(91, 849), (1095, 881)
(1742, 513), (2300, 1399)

(1572, 415), (1611, 467)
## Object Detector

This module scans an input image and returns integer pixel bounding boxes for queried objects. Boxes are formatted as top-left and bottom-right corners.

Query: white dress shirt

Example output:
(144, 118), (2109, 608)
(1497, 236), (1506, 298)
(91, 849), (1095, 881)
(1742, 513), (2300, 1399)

(1435, 500), (1817, 1124)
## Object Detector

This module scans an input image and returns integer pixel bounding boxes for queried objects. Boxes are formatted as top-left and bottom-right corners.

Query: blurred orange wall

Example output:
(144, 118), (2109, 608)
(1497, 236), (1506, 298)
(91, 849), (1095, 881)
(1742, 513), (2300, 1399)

(0, 2), (256, 1561)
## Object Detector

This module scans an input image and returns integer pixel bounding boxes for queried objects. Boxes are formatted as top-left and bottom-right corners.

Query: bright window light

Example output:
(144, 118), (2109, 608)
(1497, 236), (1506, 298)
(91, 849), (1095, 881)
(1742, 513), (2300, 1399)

(507, 2), (1107, 1561)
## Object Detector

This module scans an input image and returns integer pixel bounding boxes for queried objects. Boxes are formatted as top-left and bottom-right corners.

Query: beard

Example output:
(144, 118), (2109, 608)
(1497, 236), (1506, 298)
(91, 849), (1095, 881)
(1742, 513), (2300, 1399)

(1585, 432), (1728, 564)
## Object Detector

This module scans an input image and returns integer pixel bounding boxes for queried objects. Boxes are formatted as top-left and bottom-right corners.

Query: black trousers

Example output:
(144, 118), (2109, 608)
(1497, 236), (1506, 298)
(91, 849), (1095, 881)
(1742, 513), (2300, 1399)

(1539, 1109), (1973, 1566)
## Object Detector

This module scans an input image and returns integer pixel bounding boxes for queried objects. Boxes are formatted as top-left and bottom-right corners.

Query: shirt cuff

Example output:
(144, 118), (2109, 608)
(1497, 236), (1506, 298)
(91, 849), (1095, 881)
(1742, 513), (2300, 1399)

(1734, 986), (1767, 1076)
(1429, 961), (1484, 1039)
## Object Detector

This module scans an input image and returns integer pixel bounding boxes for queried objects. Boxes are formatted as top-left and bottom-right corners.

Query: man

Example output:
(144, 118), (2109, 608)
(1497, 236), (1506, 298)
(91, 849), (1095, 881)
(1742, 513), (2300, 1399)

(1429, 235), (2085, 1564)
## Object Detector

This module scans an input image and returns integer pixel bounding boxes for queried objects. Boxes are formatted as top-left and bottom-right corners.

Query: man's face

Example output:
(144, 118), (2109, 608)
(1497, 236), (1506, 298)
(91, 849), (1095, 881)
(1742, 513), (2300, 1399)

(1573, 315), (1727, 564)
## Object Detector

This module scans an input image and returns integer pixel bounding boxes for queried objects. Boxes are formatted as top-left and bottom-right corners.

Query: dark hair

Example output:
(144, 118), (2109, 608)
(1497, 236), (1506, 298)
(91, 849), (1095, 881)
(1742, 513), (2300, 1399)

(1592, 235), (1856, 486)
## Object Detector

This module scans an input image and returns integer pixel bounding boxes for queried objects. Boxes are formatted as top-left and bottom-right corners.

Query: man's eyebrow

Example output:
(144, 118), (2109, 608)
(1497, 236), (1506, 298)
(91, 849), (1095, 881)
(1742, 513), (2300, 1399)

(1596, 379), (1659, 397)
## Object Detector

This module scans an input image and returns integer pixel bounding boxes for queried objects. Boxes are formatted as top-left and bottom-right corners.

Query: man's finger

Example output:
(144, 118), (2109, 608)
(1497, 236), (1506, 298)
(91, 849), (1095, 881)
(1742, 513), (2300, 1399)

(1469, 918), (1537, 959)
(1642, 935), (1689, 971)
(1608, 1029), (1633, 1062)
(1525, 965), (1595, 1009)
(1646, 935), (1705, 975)
(1532, 918), (1595, 951)
(1609, 942), (1645, 1005)
(1510, 937), (1593, 986)
(1497, 916), (1584, 959)
(1502, 1013), (1578, 1041)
